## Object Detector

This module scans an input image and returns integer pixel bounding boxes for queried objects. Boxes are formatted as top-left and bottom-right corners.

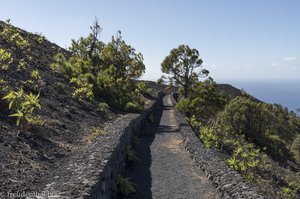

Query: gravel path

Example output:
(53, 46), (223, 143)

(121, 95), (220, 199)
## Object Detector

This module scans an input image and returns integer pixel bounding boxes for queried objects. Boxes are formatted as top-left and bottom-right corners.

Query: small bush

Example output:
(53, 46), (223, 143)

(31, 70), (41, 80)
(125, 146), (139, 162)
(0, 48), (13, 70)
(291, 134), (300, 164)
(226, 143), (260, 174)
(70, 77), (94, 101)
(125, 102), (143, 113)
(199, 126), (219, 148)
(90, 127), (108, 137)
(37, 35), (45, 44)
(2, 88), (41, 126)
(117, 175), (136, 196)
(0, 79), (8, 93)
(97, 102), (109, 113)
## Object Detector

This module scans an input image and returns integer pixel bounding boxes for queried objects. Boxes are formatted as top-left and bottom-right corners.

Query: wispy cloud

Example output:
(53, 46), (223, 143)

(282, 56), (298, 61)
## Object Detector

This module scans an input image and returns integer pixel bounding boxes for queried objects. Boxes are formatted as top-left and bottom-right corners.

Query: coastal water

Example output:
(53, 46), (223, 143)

(219, 79), (300, 116)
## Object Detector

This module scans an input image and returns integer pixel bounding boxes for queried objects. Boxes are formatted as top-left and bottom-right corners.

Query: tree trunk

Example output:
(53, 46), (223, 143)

(184, 84), (188, 98)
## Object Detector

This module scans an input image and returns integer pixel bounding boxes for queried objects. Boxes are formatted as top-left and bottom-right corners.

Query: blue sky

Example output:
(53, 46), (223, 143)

(1, 0), (300, 81)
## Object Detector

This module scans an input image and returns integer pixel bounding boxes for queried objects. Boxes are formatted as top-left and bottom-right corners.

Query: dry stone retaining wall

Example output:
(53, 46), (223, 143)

(41, 94), (163, 199)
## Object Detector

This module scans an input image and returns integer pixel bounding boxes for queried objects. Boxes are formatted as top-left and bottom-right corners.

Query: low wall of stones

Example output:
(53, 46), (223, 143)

(170, 93), (265, 199)
(42, 94), (163, 199)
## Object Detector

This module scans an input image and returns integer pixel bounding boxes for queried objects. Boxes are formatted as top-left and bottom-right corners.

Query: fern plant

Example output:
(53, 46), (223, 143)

(2, 88), (41, 126)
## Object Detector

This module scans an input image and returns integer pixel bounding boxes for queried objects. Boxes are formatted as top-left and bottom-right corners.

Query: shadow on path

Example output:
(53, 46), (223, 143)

(117, 100), (164, 199)
(117, 96), (220, 199)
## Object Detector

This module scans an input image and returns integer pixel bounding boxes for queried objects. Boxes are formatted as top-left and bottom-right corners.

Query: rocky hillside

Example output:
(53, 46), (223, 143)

(0, 20), (125, 194)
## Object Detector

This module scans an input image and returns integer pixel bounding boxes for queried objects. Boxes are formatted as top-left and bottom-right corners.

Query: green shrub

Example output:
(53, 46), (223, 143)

(37, 35), (45, 44)
(70, 77), (94, 101)
(24, 70), (45, 92)
(291, 134), (300, 164)
(125, 102), (143, 113)
(51, 53), (92, 78)
(94, 66), (144, 112)
(90, 127), (108, 137)
(0, 79), (8, 94)
(226, 143), (260, 175)
(177, 78), (227, 125)
(0, 23), (32, 72)
(0, 48), (13, 70)
(97, 102), (109, 113)
(2, 88), (41, 126)
(215, 96), (298, 161)
(50, 20), (146, 112)
(199, 126), (220, 148)
(117, 175), (136, 196)
(137, 82), (151, 94)
(17, 58), (28, 70)
(31, 70), (41, 80)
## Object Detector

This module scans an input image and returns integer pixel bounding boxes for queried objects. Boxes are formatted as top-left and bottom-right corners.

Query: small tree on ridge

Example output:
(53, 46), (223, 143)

(161, 44), (209, 97)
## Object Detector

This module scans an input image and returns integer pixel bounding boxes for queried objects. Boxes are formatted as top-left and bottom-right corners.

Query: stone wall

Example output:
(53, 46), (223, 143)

(170, 93), (265, 199)
(42, 95), (163, 199)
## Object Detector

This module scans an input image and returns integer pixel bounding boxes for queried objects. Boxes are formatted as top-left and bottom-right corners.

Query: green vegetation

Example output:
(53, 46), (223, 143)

(0, 21), (45, 128)
(70, 77), (94, 100)
(291, 134), (300, 164)
(125, 146), (139, 162)
(36, 34), (45, 44)
(117, 175), (136, 196)
(214, 96), (300, 162)
(51, 19), (146, 112)
(156, 76), (164, 84)
(0, 48), (13, 70)
(198, 126), (220, 148)
(31, 69), (41, 80)
(0, 22), (31, 56)
(226, 142), (261, 182)
(3, 88), (41, 126)
(90, 127), (108, 137)
(97, 102), (109, 113)
(161, 44), (209, 97)
(175, 75), (300, 198)
(177, 78), (227, 126)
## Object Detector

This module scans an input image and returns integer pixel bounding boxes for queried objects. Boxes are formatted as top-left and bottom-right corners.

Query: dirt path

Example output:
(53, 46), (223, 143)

(120, 95), (220, 199)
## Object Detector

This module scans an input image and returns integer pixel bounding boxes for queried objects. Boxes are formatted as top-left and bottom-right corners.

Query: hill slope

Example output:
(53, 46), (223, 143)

(0, 21), (122, 193)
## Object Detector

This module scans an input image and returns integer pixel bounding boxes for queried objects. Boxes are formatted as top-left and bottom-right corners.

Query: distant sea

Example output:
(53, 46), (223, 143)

(219, 79), (300, 116)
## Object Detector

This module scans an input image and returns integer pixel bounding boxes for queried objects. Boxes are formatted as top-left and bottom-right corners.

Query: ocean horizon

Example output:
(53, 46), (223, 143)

(218, 79), (300, 116)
